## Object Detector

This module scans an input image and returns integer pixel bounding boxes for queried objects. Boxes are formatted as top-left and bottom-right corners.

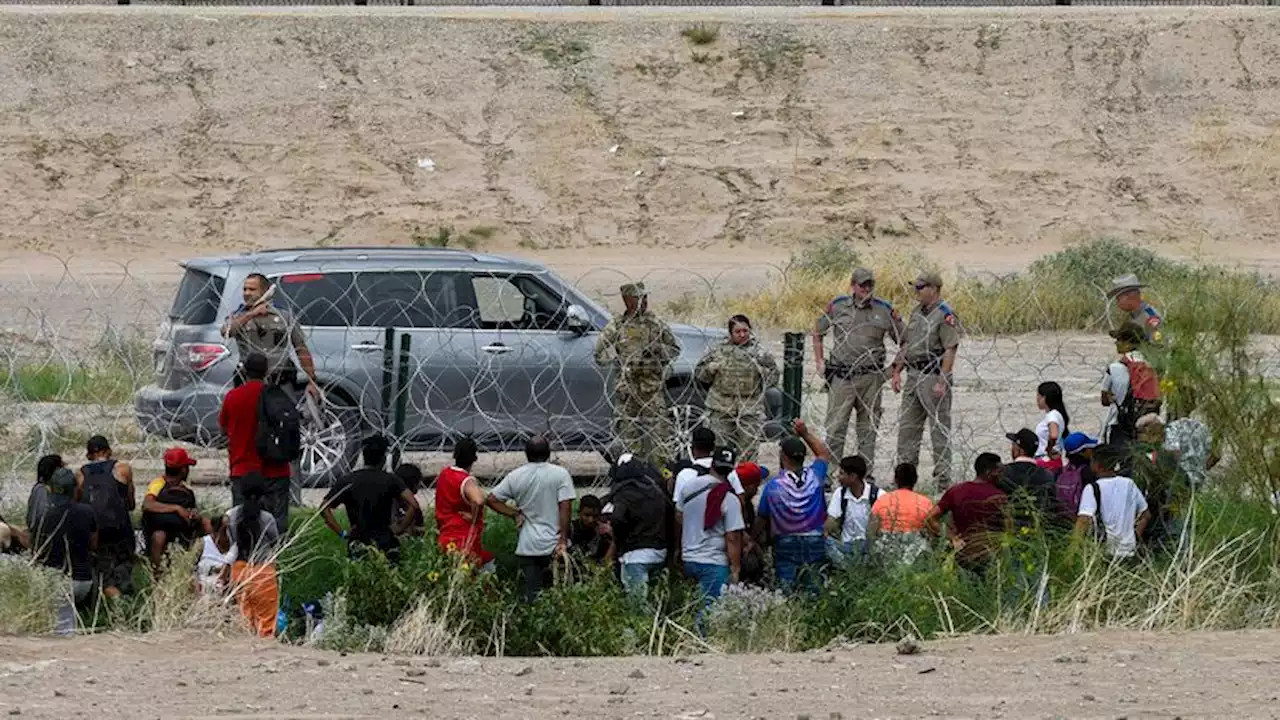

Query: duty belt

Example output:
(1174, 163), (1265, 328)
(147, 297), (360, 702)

(824, 363), (884, 382)
(904, 355), (944, 374)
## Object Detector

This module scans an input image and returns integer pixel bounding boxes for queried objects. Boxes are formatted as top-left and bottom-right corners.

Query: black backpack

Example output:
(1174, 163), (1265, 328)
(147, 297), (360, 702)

(256, 384), (302, 464)
(840, 482), (880, 523)
(83, 460), (129, 533)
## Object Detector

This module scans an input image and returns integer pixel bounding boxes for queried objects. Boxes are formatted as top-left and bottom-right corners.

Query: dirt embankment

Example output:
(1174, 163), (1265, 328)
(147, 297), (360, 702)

(1, 7), (1279, 274)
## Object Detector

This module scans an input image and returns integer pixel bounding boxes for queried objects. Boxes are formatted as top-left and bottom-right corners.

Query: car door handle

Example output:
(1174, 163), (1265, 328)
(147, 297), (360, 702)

(351, 342), (382, 352)
(481, 344), (513, 355)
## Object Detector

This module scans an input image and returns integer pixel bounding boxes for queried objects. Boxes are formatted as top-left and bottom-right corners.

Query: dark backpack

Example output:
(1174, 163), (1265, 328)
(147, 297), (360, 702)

(82, 460), (129, 533)
(840, 483), (880, 524)
(256, 384), (302, 464)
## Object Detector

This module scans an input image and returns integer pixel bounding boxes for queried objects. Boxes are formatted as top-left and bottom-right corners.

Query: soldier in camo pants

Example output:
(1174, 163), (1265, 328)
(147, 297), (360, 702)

(594, 282), (681, 466)
(695, 315), (779, 462)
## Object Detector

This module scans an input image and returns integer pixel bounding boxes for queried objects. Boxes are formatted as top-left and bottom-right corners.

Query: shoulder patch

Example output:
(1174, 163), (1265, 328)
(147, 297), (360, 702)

(1146, 315), (1161, 328)
(944, 314), (958, 327)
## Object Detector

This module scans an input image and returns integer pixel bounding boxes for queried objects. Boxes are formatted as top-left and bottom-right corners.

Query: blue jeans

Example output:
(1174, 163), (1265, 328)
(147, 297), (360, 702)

(825, 536), (868, 568)
(684, 561), (729, 634)
(620, 561), (665, 603)
(774, 534), (827, 594)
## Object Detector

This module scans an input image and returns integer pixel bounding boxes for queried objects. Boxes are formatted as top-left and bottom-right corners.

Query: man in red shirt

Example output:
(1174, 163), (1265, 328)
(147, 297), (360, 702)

(219, 353), (292, 535)
(926, 452), (1008, 571)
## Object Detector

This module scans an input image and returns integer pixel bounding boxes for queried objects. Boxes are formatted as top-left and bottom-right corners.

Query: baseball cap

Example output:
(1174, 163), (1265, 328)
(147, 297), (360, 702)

(1062, 432), (1099, 455)
(619, 282), (648, 299)
(1109, 324), (1146, 345)
(163, 447), (198, 468)
(915, 271), (944, 290)
(851, 267), (875, 286)
(1005, 428), (1039, 456)
(711, 447), (738, 473)
(734, 462), (769, 485)
(86, 435), (110, 455)
(780, 436), (808, 461)
(48, 467), (77, 495)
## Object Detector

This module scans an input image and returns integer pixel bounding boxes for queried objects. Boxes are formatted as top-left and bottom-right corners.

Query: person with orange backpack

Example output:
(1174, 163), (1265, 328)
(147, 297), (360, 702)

(1102, 324), (1162, 447)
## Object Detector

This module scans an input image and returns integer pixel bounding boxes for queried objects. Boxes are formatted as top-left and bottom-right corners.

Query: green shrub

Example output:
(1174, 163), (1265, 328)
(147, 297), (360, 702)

(709, 238), (1280, 335)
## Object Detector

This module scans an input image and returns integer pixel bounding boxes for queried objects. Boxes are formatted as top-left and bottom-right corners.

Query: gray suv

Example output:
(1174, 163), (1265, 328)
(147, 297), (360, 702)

(135, 247), (784, 485)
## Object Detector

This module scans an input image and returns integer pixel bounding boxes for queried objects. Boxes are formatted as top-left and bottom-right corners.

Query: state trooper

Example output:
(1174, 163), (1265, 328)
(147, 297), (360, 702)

(891, 271), (961, 490)
(594, 282), (681, 466)
(695, 314), (779, 462)
(813, 267), (904, 473)
(1108, 274), (1164, 344)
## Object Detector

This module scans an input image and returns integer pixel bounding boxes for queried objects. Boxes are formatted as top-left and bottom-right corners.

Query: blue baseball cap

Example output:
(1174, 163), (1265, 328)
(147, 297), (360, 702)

(1063, 432), (1100, 455)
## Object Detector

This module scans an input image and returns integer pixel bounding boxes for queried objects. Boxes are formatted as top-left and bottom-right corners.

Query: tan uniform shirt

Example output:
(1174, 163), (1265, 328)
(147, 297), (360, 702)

(816, 295), (904, 370)
(900, 301), (961, 370)
(229, 305), (307, 375)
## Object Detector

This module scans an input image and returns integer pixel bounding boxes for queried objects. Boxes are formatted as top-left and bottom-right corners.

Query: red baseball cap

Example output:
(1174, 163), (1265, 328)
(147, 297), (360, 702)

(734, 462), (768, 484)
(163, 447), (198, 468)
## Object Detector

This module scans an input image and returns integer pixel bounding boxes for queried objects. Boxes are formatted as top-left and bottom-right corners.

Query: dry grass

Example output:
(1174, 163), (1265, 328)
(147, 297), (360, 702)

(0, 560), (63, 634)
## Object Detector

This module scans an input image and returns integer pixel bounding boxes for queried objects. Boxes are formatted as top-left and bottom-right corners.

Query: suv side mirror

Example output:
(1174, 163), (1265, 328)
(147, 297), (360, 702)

(565, 304), (591, 335)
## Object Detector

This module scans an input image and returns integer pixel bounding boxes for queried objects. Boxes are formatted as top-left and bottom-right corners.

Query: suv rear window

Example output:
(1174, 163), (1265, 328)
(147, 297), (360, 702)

(170, 268), (226, 325)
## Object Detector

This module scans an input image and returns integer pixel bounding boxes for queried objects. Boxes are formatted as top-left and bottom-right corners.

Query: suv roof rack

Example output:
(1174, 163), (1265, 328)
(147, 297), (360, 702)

(242, 246), (482, 259)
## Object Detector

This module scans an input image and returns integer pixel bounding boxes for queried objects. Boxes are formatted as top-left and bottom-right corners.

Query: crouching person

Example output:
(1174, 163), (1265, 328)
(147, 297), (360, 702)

(227, 475), (282, 637)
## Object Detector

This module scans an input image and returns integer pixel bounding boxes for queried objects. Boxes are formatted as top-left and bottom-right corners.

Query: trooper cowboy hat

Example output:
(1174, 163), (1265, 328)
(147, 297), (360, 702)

(1107, 274), (1146, 299)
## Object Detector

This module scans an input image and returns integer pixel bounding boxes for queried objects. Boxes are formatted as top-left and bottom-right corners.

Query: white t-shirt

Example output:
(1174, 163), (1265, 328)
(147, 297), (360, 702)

(826, 483), (877, 543)
(678, 475), (746, 566)
(1035, 409), (1066, 457)
(1077, 475), (1149, 558)
(491, 462), (576, 557)
(673, 458), (744, 509)
(1103, 356), (1135, 432)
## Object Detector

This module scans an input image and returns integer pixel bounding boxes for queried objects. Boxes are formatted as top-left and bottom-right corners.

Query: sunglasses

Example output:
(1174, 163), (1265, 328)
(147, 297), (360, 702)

(857, 280), (876, 290)
(914, 282), (932, 291)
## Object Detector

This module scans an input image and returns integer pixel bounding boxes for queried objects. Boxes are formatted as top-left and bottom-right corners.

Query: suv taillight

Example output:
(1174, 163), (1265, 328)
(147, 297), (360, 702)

(178, 343), (230, 372)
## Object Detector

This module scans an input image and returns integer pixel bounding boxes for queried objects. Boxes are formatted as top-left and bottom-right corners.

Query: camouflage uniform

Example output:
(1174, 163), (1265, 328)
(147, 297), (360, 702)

(594, 284), (680, 466)
(894, 289), (961, 489)
(816, 281), (904, 470)
(695, 338), (779, 462)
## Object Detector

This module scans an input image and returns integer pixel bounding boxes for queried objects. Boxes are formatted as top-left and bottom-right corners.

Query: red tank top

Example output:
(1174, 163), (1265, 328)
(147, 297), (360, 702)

(434, 467), (493, 564)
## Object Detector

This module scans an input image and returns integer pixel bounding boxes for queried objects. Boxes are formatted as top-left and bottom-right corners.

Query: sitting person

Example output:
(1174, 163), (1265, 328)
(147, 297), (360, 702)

(824, 456), (879, 567)
(393, 463), (427, 537)
(27, 454), (63, 534)
(196, 516), (234, 597)
(570, 494), (610, 564)
(34, 468), (98, 635)
(142, 448), (206, 573)
(927, 453), (1008, 572)
(867, 463), (934, 564)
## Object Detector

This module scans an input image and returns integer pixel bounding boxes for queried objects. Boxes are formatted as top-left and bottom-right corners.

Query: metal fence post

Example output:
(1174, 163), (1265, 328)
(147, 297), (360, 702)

(782, 332), (805, 424)
(391, 332), (412, 469)
(380, 327), (395, 434)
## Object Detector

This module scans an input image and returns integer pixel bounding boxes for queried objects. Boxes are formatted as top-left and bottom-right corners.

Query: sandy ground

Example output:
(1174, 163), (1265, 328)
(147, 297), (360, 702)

(3, 628), (1280, 718)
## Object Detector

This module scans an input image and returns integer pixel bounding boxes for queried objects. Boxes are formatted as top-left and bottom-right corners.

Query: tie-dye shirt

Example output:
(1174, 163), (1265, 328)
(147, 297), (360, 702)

(758, 459), (828, 536)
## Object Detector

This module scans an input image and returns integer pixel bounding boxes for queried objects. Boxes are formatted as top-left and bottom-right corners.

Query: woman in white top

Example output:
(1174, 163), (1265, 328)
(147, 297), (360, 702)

(1034, 381), (1070, 470)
